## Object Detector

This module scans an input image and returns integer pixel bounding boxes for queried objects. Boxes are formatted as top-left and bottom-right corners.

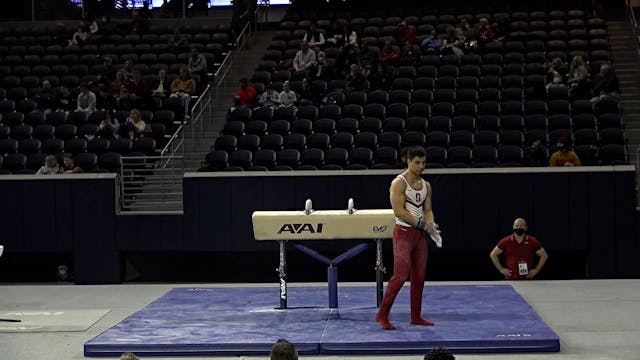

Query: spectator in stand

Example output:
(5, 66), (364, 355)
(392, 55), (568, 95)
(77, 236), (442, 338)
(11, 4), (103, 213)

(96, 15), (116, 36)
(549, 136), (581, 166)
(293, 41), (317, 73)
(346, 64), (368, 91)
(236, 78), (256, 106)
(524, 140), (548, 167)
(98, 109), (119, 139)
(170, 67), (197, 119)
(450, 40), (465, 57)
(368, 63), (392, 91)
(456, 17), (475, 42)
(63, 154), (83, 173)
(425, 347), (456, 360)
(333, 20), (360, 76)
(120, 352), (140, 360)
(122, 59), (136, 82)
(68, 24), (89, 47)
(119, 108), (149, 140)
(77, 82), (97, 114)
(567, 55), (590, 99)
(87, 16), (99, 35)
(37, 155), (63, 175)
(131, 70), (151, 109)
(35, 79), (59, 114)
(591, 63), (620, 103)
(395, 21), (416, 46)
(398, 44), (418, 67)
(168, 28), (190, 53)
(226, 95), (242, 121)
(96, 56), (117, 92)
(359, 40), (378, 77)
(313, 51), (331, 80)
(380, 40), (399, 66)
(476, 18), (496, 47)
(546, 58), (568, 90)
(55, 84), (74, 113)
(187, 47), (208, 84)
(270, 339), (298, 360)
(131, 10), (149, 34)
(279, 81), (298, 108)
(258, 83), (281, 108)
(421, 31), (444, 55)
(302, 24), (326, 50)
(299, 77), (320, 105)
(490, 218), (549, 280)
(151, 68), (170, 110)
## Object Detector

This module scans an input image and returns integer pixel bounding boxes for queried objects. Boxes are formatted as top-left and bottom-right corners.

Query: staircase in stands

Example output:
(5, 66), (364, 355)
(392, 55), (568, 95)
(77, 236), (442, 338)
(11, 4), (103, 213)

(182, 30), (278, 172)
(608, 21), (640, 169)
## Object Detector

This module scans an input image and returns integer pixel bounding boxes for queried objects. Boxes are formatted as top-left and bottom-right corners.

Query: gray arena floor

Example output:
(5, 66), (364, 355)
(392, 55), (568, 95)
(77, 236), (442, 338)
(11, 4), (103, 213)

(1, 280), (639, 360)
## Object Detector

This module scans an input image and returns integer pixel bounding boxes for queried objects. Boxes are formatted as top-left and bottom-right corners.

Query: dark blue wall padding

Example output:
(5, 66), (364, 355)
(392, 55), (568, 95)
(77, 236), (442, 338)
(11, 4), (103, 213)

(0, 167), (638, 283)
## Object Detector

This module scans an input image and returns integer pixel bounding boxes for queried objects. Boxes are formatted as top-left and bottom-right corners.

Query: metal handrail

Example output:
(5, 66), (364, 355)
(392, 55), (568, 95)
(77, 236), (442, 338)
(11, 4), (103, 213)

(161, 124), (184, 156)
(624, 0), (640, 208)
(187, 84), (213, 151)
(119, 154), (185, 212)
(236, 22), (251, 51)
(625, 0), (640, 74)
(213, 51), (233, 106)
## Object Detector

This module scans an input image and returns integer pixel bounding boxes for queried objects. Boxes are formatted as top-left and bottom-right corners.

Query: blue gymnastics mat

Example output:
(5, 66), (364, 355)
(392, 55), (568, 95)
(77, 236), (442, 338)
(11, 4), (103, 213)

(84, 285), (559, 356)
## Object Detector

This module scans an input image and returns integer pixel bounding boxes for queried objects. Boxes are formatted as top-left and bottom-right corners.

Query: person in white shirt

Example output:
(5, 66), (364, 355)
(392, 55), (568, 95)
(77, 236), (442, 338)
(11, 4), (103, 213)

(259, 83), (281, 108)
(279, 81), (297, 108)
(37, 155), (63, 175)
(293, 41), (317, 72)
(76, 82), (96, 114)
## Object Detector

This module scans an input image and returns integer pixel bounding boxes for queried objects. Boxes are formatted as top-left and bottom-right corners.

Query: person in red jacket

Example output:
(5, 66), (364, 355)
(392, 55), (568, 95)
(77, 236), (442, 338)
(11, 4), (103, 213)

(379, 41), (399, 66)
(490, 218), (549, 280)
(236, 78), (256, 106)
(395, 21), (416, 46)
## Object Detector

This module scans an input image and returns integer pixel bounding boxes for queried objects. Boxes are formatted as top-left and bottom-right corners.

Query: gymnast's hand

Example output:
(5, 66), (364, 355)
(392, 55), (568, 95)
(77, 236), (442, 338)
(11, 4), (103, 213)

(417, 218), (437, 233)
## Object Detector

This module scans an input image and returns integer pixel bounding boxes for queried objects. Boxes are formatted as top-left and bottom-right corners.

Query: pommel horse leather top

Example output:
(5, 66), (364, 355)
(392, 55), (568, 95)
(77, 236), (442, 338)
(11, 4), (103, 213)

(252, 209), (395, 240)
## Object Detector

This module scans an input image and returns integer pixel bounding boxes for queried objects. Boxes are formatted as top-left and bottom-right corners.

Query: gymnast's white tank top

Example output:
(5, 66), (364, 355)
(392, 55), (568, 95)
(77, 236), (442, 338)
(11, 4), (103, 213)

(395, 175), (427, 227)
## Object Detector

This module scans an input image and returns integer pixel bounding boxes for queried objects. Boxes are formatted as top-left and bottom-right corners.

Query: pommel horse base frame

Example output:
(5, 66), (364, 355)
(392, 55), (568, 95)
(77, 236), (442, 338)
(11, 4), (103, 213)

(252, 199), (395, 309)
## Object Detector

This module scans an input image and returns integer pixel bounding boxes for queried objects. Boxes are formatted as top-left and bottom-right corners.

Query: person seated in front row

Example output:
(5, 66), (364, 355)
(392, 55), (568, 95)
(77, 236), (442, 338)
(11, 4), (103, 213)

(37, 155), (63, 175)
(549, 136), (581, 167)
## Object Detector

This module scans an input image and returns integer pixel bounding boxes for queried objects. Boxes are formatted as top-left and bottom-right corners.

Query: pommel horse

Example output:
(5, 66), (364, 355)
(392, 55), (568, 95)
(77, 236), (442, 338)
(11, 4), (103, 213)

(252, 199), (395, 309)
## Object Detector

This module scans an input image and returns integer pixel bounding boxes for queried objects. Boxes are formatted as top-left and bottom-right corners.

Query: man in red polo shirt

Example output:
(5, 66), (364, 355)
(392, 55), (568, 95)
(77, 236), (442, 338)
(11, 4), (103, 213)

(490, 218), (549, 280)
(236, 78), (256, 106)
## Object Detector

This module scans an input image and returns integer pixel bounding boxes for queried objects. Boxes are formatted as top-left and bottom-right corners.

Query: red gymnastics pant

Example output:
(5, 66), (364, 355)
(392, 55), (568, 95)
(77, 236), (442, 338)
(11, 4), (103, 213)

(377, 224), (428, 321)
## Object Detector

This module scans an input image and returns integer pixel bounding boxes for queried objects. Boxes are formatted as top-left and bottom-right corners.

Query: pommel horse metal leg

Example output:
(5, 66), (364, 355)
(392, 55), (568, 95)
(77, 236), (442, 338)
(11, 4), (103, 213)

(277, 239), (287, 309)
(375, 238), (385, 307)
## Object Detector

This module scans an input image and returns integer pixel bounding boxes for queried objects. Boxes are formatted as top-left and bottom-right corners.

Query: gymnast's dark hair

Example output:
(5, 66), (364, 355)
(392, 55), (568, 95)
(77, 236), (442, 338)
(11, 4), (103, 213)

(424, 347), (456, 360)
(270, 339), (298, 360)
(406, 145), (426, 160)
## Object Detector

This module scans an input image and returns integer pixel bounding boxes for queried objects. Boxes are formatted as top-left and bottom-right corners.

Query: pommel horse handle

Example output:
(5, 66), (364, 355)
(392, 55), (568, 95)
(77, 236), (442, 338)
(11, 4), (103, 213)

(305, 199), (313, 215)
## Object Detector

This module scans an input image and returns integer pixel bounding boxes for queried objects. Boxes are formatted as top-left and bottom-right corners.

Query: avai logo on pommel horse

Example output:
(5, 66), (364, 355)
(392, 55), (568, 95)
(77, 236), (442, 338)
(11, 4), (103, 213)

(277, 223), (324, 234)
